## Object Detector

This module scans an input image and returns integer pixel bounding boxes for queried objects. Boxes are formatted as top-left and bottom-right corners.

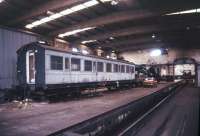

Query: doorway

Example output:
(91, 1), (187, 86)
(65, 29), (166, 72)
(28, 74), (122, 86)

(26, 51), (36, 84)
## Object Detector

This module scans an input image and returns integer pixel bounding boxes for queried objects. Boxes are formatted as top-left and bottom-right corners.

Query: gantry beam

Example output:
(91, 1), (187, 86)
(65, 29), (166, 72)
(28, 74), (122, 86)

(118, 43), (167, 52)
(73, 25), (187, 44)
(116, 35), (200, 52)
(102, 37), (155, 48)
(8, 0), (85, 25)
(74, 25), (161, 44)
(50, 10), (159, 36)
(102, 33), (190, 49)
(73, 14), (200, 44)
(50, 6), (200, 36)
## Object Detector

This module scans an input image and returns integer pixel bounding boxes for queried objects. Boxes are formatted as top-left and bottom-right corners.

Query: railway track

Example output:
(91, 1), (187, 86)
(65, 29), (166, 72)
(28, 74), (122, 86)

(118, 87), (179, 136)
(49, 81), (184, 136)
(120, 83), (199, 136)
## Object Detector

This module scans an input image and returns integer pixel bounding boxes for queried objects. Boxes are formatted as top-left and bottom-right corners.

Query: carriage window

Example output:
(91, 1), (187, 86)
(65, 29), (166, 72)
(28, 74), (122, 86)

(97, 62), (104, 72)
(132, 66), (135, 73)
(114, 64), (118, 72)
(106, 63), (112, 72)
(126, 65), (130, 73)
(71, 58), (81, 71)
(118, 65), (121, 73)
(50, 56), (63, 70)
(121, 65), (125, 73)
(84, 60), (92, 71)
(65, 58), (69, 70)
(129, 66), (132, 73)
(93, 62), (96, 72)
(130, 66), (134, 73)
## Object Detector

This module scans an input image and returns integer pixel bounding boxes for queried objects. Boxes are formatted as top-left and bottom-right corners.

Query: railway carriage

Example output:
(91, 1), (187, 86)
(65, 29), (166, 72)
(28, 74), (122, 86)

(17, 42), (136, 95)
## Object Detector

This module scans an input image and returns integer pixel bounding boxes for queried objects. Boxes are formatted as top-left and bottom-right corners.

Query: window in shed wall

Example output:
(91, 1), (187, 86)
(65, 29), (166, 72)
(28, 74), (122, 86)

(50, 55), (63, 70)
(71, 58), (81, 71)
(106, 63), (112, 72)
(97, 62), (104, 72)
(84, 60), (92, 71)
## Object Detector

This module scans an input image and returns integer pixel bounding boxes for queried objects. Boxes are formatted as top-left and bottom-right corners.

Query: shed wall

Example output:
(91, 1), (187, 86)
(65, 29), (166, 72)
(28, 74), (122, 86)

(0, 28), (37, 89)
(120, 48), (200, 65)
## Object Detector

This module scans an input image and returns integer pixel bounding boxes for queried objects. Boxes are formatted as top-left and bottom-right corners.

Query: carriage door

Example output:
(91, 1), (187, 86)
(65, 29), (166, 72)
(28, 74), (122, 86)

(26, 51), (36, 84)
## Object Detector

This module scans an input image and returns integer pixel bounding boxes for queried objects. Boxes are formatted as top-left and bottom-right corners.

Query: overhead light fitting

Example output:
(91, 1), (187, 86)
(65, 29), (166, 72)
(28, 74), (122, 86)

(25, 0), (112, 29)
(0, 0), (4, 3)
(186, 26), (190, 30)
(58, 27), (95, 38)
(82, 50), (89, 55)
(47, 11), (54, 15)
(38, 41), (46, 44)
(72, 48), (79, 52)
(81, 40), (97, 44)
(150, 49), (162, 57)
(152, 34), (156, 39)
(111, 0), (119, 5)
(106, 55), (110, 59)
(165, 8), (200, 16)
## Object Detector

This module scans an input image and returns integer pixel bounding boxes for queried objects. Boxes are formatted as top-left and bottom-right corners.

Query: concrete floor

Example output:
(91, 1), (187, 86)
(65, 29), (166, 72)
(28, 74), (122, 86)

(0, 83), (173, 136)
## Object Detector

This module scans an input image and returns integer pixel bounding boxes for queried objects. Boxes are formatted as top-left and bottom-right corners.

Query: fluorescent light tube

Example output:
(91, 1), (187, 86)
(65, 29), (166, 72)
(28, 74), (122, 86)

(166, 8), (200, 16)
(25, 0), (112, 29)
(81, 40), (97, 44)
(58, 27), (95, 37)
